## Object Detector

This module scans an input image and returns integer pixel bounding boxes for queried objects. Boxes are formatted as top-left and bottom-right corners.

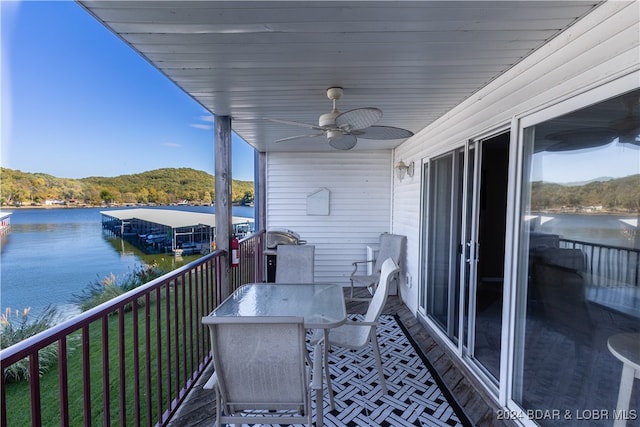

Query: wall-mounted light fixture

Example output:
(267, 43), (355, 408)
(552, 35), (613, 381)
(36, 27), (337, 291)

(395, 160), (415, 181)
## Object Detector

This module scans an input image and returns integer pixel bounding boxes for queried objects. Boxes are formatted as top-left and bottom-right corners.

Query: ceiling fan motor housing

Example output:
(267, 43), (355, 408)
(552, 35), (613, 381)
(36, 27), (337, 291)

(326, 87), (344, 100)
(319, 111), (340, 126)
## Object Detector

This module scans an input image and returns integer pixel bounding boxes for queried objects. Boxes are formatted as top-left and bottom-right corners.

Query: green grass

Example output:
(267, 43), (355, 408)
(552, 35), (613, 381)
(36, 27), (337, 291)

(3, 271), (216, 426)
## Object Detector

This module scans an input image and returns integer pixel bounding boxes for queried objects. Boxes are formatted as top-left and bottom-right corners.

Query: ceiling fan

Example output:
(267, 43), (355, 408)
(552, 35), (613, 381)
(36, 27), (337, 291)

(543, 90), (640, 151)
(271, 87), (414, 150)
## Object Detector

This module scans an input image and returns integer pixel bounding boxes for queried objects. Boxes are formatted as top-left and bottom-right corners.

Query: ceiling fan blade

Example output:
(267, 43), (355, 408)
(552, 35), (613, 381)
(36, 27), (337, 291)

(274, 134), (324, 143)
(335, 108), (383, 130)
(267, 118), (324, 131)
(356, 125), (414, 140)
(610, 117), (640, 133)
(328, 134), (357, 150)
(544, 127), (617, 152)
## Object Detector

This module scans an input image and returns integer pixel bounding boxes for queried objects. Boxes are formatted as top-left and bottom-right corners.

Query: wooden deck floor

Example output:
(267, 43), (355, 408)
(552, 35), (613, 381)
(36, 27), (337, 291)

(167, 290), (515, 427)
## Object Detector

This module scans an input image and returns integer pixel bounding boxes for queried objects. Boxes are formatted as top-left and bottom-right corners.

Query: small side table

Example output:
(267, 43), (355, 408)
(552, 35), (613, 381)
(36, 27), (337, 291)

(608, 333), (640, 427)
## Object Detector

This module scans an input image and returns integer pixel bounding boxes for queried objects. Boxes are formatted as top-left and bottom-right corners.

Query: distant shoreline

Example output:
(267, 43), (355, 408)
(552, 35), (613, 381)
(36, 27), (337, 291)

(7, 205), (637, 215)
(0, 203), (219, 211)
(533, 208), (639, 216)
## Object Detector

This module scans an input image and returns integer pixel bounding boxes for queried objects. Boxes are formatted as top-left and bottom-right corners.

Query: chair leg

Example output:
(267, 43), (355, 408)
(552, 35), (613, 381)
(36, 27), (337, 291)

(370, 332), (388, 394)
(323, 332), (336, 410)
(215, 389), (223, 427)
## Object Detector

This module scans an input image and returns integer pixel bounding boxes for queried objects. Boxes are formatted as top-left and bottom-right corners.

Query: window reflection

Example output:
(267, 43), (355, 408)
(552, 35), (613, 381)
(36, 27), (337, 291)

(516, 90), (639, 425)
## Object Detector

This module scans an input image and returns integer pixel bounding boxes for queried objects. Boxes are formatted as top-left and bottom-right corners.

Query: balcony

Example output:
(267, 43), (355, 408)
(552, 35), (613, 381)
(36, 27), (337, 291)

(0, 231), (511, 427)
(3, 229), (638, 427)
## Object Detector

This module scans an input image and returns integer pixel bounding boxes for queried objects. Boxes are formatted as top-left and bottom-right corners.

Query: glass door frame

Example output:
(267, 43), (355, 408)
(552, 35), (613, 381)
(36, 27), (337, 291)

(418, 125), (513, 397)
(419, 148), (464, 340)
(502, 75), (639, 411)
(464, 128), (513, 395)
(417, 138), (486, 352)
(461, 139), (479, 359)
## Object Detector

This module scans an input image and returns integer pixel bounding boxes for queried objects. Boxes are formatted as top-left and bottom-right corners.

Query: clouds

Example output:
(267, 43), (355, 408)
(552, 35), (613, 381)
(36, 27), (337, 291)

(162, 142), (181, 148)
(190, 114), (214, 131)
(160, 114), (213, 149)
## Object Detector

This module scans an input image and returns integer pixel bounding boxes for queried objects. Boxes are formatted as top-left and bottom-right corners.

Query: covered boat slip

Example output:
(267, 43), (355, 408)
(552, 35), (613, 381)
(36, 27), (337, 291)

(100, 208), (254, 254)
(0, 212), (11, 238)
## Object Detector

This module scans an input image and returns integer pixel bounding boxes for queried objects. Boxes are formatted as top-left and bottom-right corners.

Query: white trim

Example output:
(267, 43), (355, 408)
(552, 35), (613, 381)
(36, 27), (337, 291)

(501, 75), (640, 424)
(501, 115), (525, 408)
(519, 71), (640, 128)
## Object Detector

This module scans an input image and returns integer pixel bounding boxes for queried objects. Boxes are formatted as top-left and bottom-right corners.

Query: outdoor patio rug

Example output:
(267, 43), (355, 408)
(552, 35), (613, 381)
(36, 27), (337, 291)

(309, 314), (472, 427)
(225, 314), (472, 427)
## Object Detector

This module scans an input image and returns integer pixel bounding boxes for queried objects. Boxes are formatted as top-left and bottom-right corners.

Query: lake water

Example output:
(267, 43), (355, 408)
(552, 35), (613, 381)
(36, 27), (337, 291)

(534, 212), (639, 249)
(0, 205), (254, 317)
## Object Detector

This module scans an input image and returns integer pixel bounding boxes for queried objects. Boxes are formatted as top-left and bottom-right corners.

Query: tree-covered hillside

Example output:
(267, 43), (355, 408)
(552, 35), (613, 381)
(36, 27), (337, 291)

(530, 174), (640, 212)
(0, 167), (253, 207)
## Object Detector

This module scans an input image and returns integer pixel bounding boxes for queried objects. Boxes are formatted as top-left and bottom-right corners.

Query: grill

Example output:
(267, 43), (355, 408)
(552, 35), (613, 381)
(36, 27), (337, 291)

(266, 228), (305, 249)
(265, 228), (306, 282)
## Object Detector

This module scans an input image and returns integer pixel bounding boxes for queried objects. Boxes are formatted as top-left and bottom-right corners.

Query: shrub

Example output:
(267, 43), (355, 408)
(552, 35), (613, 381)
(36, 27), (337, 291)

(72, 263), (165, 312)
(0, 306), (64, 382)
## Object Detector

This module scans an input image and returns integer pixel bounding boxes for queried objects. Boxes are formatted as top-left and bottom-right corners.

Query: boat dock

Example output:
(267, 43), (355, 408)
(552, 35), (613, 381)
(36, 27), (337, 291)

(0, 212), (11, 239)
(100, 208), (254, 255)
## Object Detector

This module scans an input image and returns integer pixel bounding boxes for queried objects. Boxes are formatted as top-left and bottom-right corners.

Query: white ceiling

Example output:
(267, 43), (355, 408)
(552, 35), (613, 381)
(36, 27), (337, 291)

(77, 1), (602, 153)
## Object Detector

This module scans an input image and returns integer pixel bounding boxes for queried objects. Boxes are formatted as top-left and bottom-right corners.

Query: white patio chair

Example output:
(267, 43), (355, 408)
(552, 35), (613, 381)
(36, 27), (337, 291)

(349, 233), (405, 299)
(317, 258), (400, 395)
(201, 316), (317, 427)
(276, 244), (315, 283)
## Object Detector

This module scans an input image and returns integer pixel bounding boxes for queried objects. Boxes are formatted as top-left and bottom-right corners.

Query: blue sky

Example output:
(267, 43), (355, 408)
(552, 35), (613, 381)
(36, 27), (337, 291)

(533, 141), (640, 184)
(1, 1), (255, 181)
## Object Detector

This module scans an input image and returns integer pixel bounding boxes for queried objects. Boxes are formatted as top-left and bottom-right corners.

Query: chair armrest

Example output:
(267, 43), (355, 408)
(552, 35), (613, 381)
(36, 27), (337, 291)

(310, 356), (323, 390)
(308, 329), (324, 345)
(203, 371), (218, 390)
(351, 259), (375, 275)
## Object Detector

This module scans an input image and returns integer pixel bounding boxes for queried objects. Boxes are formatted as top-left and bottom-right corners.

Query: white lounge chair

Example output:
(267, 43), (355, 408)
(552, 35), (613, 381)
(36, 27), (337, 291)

(349, 233), (404, 299)
(318, 258), (400, 395)
(201, 316), (316, 427)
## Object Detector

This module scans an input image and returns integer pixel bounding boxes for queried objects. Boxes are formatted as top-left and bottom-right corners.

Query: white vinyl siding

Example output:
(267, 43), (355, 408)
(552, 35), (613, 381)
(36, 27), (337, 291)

(393, 0), (639, 315)
(266, 151), (392, 284)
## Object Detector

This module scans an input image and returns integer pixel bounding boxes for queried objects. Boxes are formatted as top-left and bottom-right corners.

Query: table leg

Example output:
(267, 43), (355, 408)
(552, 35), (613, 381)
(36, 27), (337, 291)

(313, 341), (324, 427)
(613, 364), (640, 427)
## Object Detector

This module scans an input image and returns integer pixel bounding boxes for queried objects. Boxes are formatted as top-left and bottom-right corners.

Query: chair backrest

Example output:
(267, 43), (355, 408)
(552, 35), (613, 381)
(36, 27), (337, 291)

(276, 245), (315, 283)
(364, 258), (400, 323)
(202, 316), (309, 413)
(533, 262), (592, 342)
(373, 234), (405, 275)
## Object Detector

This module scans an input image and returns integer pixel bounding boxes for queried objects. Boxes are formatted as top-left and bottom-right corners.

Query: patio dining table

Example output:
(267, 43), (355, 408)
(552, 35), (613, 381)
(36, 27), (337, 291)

(208, 283), (347, 426)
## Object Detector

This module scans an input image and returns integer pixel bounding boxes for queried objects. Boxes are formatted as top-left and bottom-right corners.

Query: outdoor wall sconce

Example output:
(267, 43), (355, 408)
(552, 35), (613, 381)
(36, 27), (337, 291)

(395, 160), (414, 181)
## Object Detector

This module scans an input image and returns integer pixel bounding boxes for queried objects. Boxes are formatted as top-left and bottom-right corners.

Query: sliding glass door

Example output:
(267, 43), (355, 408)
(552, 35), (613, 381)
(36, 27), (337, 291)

(511, 89), (640, 425)
(420, 133), (510, 382)
(421, 149), (464, 341)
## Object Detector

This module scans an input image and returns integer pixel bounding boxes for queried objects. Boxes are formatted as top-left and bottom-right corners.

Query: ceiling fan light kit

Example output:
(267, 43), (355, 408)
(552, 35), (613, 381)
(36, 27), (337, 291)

(272, 87), (414, 150)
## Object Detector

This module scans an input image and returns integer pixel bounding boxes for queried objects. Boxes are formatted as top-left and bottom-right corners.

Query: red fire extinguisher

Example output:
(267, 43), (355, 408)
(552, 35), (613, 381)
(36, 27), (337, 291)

(230, 236), (239, 267)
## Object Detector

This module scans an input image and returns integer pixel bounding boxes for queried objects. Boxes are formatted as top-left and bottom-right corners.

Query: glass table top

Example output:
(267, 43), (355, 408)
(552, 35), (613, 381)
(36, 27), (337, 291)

(210, 283), (347, 328)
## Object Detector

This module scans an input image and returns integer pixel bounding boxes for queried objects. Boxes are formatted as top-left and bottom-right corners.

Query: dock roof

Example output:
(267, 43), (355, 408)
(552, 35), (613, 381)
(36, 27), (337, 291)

(100, 208), (253, 229)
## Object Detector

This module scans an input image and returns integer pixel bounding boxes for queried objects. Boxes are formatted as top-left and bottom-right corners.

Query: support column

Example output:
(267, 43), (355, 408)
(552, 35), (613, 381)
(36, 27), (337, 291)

(215, 115), (232, 300)
(255, 151), (267, 231)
